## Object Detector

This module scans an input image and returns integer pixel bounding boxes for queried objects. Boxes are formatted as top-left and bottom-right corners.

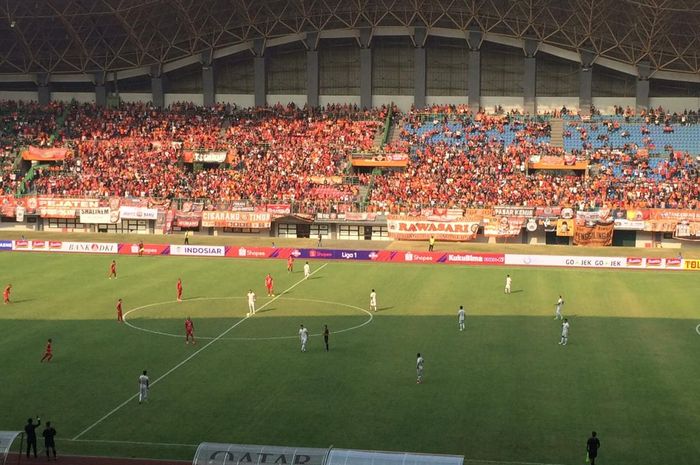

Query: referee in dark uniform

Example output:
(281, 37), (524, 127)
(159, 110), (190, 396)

(587, 431), (600, 465)
(323, 325), (329, 351)
(24, 417), (41, 458)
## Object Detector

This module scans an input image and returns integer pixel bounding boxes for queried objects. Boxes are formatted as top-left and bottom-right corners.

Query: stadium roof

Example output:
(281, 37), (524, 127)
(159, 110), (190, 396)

(1, 0), (700, 79)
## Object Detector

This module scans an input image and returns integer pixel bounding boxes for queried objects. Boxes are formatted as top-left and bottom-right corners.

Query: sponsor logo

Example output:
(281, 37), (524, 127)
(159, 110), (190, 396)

(32, 240), (46, 249)
(368, 251), (378, 260)
(645, 258), (662, 267)
(0, 240), (12, 250)
(446, 253), (504, 263)
(171, 245), (225, 256)
(665, 258), (682, 267)
(66, 242), (117, 253)
(626, 257), (643, 266)
(49, 241), (62, 249)
(236, 247), (267, 258)
(15, 240), (29, 248)
(291, 249), (301, 257)
(309, 250), (334, 258)
(404, 252), (435, 262)
(526, 218), (538, 232)
(683, 259), (700, 270)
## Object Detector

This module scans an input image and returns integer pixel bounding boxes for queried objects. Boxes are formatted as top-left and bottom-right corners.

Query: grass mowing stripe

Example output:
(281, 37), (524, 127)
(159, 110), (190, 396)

(71, 263), (328, 440)
(67, 439), (198, 448)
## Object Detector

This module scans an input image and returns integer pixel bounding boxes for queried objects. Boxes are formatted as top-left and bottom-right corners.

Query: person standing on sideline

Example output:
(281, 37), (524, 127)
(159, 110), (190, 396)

(299, 325), (309, 352)
(559, 318), (570, 346)
(247, 289), (256, 315)
(177, 278), (183, 302)
(428, 235), (435, 251)
(457, 305), (466, 331)
(184, 230), (190, 245)
(504, 274), (512, 294)
(586, 431), (600, 465)
(3, 283), (11, 304)
(303, 261), (311, 279)
(185, 317), (195, 345)
(555, 295), (564, 320)
(40, 339), (53, 362)
(116, 298), (123, 322)
(287, 255), (294, 273)
(317, 233), (322, 247)
(42, 421), (57, 461)
(416, 353), (425, 384)
(138, 241), (144, 257)
(108, 260), (117, 279)
(138, 370), (149, 404)
(24, 417), (40, 458)
(323, 325), (330, 351)
(369, 289), (378, 312)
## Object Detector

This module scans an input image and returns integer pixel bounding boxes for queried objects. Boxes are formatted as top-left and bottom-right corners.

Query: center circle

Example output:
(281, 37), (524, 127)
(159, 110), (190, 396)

(123, 296), (373, 341)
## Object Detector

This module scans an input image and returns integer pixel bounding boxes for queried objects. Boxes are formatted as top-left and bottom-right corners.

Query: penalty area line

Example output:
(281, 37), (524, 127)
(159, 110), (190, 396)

(72, 263), (328, 441)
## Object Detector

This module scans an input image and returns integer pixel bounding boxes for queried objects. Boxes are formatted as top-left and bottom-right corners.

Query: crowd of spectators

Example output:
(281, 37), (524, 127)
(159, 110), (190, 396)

(0, 100), (698, 211)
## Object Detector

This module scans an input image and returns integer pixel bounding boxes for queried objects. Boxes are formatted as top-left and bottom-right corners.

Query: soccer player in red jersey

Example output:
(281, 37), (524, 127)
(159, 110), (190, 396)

(185, 317), (195, 344)
(138, 241), (144, 257)
(3, 284), (11, 304)
(177, 278), (183, 302)
(116, 298), (123, 322)
(287, 256), (294, 272)
(265, 273), (274, 296)
(108, 260), (117, 279)
(40, 339), (53, 363)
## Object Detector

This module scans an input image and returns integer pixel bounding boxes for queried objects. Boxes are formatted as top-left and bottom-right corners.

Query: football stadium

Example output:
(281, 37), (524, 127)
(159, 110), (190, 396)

(1, 1), (699, 465)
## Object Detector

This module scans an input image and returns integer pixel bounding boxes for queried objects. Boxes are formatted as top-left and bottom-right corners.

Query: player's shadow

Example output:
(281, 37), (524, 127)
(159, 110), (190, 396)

(376, 306), (394, 312)
(510, 290), (524, 294)
(256, 307), (275, 313)
(11, 299), (34, 303)
(307, 276), (322, 280)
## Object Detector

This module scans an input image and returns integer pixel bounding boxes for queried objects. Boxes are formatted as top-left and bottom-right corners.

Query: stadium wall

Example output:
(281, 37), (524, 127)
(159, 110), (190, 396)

(426, 96), (470, 106)
(649, 97), (700, 113)
(119, 93), (152, 104)
(592, 97), (635, 114)
(480, 96), (524, 113)
(165, 93), (203, 106)
(536, 97), (579, 114)
(215, 94), (255, 107)
(51, 92), (95, 104)
(373, 95), (413, 112)
(266, 95), (307, 107)
(0, 91), (38, 101)
(319, 95), (361, 106)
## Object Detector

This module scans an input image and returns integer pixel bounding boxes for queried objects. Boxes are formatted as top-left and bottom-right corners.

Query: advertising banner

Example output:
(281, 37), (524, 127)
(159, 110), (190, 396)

(683, 259), (700, 270)
(386, 216), (480, 241)
(38, 196), (100, 218)
(493, 206), (535, 217)
(573, 222), (614, 246)
(79, 207), (115, 224)
(0, 239), (13, 250)
(118, 243), (170, 255)
(119, 206), (158, 220)
(0, 195), (18, 217)
(183, 151), (228, 163)
(201, 211), (272, 229)
(614, 219), (645, 230)
(505, 254), (627, 269)
(170, 245), (227, 257)
(13, 240), (117, 253)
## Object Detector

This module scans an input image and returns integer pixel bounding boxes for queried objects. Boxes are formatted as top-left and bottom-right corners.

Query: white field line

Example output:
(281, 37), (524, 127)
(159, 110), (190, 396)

(123, 296), (373, 341)
(696, 323), (700, 336)
(464, 458), (565, 465)
(72, 264), (328, 440)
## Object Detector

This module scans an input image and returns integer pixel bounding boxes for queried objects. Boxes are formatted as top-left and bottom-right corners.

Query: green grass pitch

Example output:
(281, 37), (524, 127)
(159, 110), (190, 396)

(1, 252), (699, 465)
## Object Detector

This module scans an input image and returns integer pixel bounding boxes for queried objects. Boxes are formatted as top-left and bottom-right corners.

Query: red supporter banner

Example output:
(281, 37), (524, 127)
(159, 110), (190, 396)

(22, 146), (70, 161)
(387, 216), (479, 241)
(0, 195), (18, 217)
(118, 243), (169, 255)
(266, 204), (292, 215)
(37, 196), (100, 218)
(201, 211), (272, 229)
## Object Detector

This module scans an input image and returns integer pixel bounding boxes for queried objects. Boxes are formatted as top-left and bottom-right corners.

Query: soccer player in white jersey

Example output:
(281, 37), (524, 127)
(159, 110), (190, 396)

(299, 324), (309, 352)
(559, 318), (570, 346)
(457, 305), (466, 331)
(416, 353), (424, 384)
(505, 274), (512, 294)
(555, 295), (564, 320)
(303, 261), (311, 279)
(369, 289), (377, 312)
(247, 290), (256, 316)
(138, 370), (149, 404)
